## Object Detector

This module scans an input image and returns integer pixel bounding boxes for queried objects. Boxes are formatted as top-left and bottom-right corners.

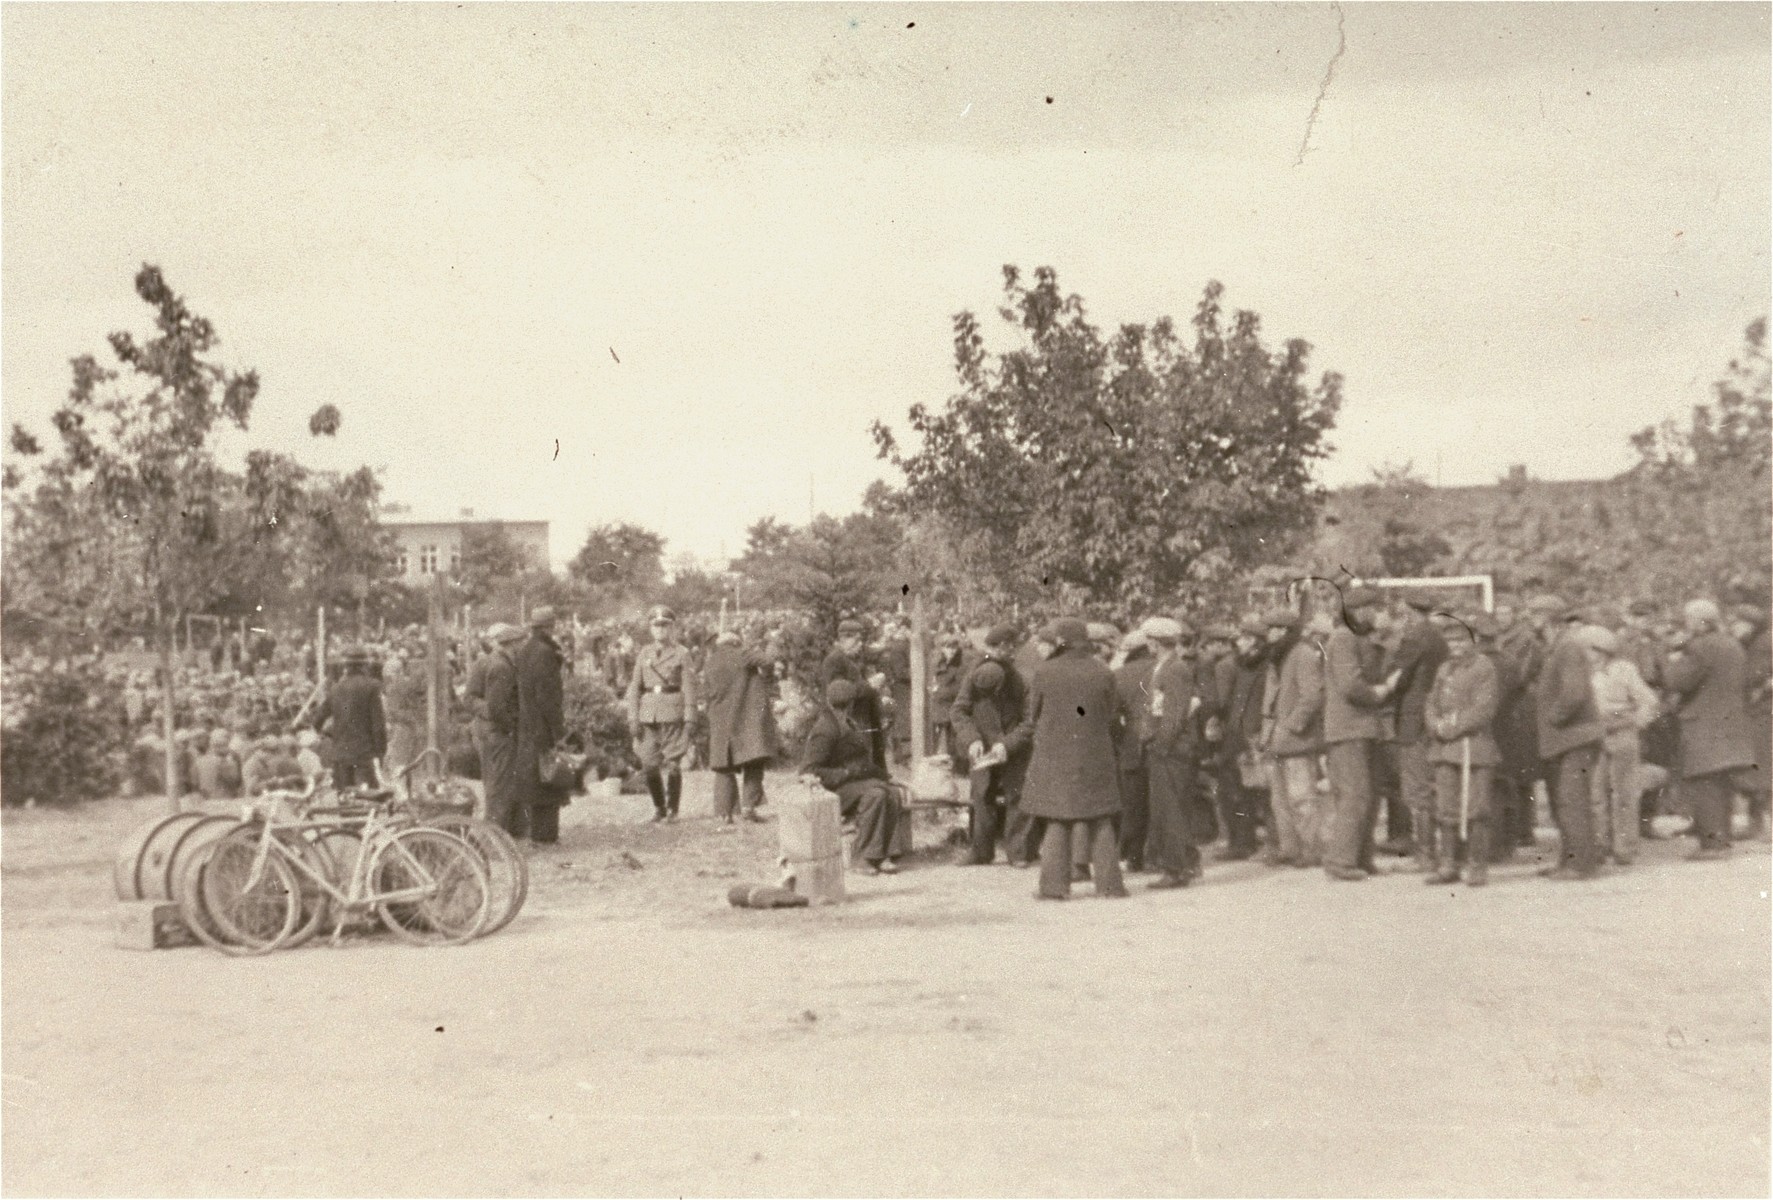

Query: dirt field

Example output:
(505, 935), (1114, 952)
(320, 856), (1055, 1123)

(4, 773), (1768, 1197)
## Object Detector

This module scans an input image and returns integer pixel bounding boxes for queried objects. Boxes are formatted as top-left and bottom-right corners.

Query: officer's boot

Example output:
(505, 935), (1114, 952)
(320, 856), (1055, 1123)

(645, 768), (666, 821)
(665, 770), (682, 819)
(1465, 820), (1490, 887)
(1410, 811), (1436, 874)
(1426, 822), (1461, 884)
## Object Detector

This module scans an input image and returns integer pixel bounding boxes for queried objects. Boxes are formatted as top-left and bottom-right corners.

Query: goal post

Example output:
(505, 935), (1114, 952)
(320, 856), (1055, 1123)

(1358, 574), (1495, 614)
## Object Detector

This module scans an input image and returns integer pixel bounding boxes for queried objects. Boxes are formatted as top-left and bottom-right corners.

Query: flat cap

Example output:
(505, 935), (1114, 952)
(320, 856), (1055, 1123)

(1527, 594), (1568, 615)
(1139, 616), (1184, 643)
(1047, 617), (1090, 647)
(1203, 623), (1236, 642)
(1627, 598), (1659, 617)
(983, 623), (1019, 648)
(1261, 606), (1301, 629)
(1683, 598), (1722, 625)
(970, 661), (1006, 694)
(824, 678), (858, 706)
(1086, 622), (1121, 644)
(836, 618), (865, 636)
(1238, 614), (1268, 638)
(1577, 625), (1620, 655)
(528, 605), (557, 626)
(1120, 628), (1150, 652)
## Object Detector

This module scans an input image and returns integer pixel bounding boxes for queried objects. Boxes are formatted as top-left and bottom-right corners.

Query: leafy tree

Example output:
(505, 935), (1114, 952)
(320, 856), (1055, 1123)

(874, 266), (1342, 611)
(730, 511), (902, 634)
(567, 522), (667, 613)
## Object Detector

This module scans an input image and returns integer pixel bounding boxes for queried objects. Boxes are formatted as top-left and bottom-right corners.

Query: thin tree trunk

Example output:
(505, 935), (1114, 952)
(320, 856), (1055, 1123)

(160, 624), (180, 813)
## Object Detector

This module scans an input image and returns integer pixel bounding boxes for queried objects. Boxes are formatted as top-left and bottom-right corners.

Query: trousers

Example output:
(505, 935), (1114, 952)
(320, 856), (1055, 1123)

(1394, 739), (1434, 848)
(1324, 739), (1381, 873)
(1686, 771), (1737, 852)
(1593, 732), (1641, 862)
(478, 728), (520, 834)
(1266, 754), (1323, 865)
(1118, 764), (1150, 866)
(1147, 751), (1202, 879)
(1550, 743), (1602, 873)
(712, 761), (766, 820)
(1432, 761), (1494, 824)
(1036, 818), (1126, 899)
(965, 765), (1010, 864)
(1215, 758), (1262, 855)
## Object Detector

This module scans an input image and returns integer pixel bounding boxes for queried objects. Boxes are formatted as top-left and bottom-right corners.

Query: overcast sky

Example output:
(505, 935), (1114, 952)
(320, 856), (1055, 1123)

(4, 3), (1767, 568)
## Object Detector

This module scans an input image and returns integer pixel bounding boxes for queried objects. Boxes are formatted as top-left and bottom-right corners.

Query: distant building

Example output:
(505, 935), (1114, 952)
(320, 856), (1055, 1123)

(381, 506), (549, 582)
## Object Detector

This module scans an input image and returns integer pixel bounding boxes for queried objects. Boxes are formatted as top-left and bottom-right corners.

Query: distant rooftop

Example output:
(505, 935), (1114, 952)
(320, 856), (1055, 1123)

(378, 505), (547, 527)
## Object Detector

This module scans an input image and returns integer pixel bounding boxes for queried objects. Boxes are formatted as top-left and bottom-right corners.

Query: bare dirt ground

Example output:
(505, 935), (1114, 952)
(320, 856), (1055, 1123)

(4, 773), (1768, 1198)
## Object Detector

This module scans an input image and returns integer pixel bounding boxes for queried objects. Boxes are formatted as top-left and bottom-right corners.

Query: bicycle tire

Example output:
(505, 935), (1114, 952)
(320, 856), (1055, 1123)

(278, 832), (336, 950)
(373, 829), (489, 946)
(176, 835), (257, 956)
(198, 828), (301, 954)
(424, 815), (528, 935)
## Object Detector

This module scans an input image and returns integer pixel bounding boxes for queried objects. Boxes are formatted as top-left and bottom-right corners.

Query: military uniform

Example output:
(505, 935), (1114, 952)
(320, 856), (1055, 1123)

(626, 608), (700, 820)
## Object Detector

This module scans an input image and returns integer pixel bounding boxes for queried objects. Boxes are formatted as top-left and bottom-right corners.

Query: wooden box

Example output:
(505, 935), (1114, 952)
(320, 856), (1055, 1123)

(777, 789), (844, 863)
(115, 900), (194, 951)
(786, 852), (846, 906)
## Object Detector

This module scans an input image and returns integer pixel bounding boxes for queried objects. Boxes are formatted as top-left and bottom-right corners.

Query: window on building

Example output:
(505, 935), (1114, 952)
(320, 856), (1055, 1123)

(448, 547), (461, 576)
(420, 544), (438, 574)
(395, 551), (410, 576)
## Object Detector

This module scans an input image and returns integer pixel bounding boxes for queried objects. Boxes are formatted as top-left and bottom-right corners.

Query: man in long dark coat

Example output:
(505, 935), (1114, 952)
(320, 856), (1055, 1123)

(819, 618), (887, 771)
(1112, 629), (1157, 871)
(704, 629), (779, 826)
(1143, 618), (1208, 889)
(1729, 602), (1770, 841)
(1213, 615), (1270, 861)
(1534, 600), (1605, 878)
(480, 623), (525, 834)
(1020, 618), (1127, 900)
(515, 607), (569, 844)
(951, 624), (1036, 865)
(1666, 598), (1755, 858)
(311, 647), (387, 789)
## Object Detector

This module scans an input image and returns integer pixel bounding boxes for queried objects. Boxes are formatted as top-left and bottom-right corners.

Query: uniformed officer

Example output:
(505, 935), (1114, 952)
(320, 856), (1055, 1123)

(626, 606), (700, 822)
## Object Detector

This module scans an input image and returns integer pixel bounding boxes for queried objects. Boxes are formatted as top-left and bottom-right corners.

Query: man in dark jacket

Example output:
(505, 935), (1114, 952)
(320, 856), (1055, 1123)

(1142, 617), (1206, 890)
(1385, 596), (1449, 872)
(1666, 599), (1755, 858)
(951, 659), (1034, 865)
(1019, 618), (1127, 900)
(951, 624), (1036, 866)
(480, 623), (526, 834)
(819, 618), (886, 772)
(1112, 629), (1157, 871)
(311, 646), (387, 789)
(704, 628), (779, 826)
(1213, 616), (1269, 861)
(1534, 600), (1605, 878)
(800, 679), (905, 874)
(1323, 587), (1402, 881)
(1729, 602), (1770, 841)
(1492, 597), (1547, 849)
(515, 607), (569, 844)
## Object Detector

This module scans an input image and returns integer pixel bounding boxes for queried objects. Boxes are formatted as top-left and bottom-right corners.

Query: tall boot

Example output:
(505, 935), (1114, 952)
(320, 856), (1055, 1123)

(1465, 820), (1490, 887)
(665, 770), (682, 818)
(1426, 821), (1461, 884)
(644, 768), (666, 820)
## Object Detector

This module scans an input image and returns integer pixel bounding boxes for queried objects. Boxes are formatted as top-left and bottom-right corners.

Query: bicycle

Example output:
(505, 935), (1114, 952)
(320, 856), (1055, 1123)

(389, 748), (530, 936)
(198, 780), (491, 952)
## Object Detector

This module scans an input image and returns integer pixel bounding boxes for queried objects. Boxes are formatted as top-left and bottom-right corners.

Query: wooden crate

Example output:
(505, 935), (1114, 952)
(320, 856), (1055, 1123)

(777, 789), (845, 863)
(115, 900), (195, 951)
(785, 853), (846, 906)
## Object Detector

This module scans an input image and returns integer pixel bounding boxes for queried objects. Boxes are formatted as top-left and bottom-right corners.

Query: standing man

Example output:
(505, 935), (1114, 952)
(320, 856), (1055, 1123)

(820, 618), (886, 772)
(1385, 596), (1450, 873)
(1665, 599), (1754, 859)
(1534, 599), (1605, 879)
(1142, 617), (1206, 890)
(1492, 596), (1546, 850)
(1260, 606), (1325, 868)
(952, 624), (1035, 866)
(1019, 618), (1127, 900)
(1112, 627), (1157, 872)
(626, 606), (699, 823)
(704, 626), (778, 827)
(516, 607), (569, 844)
(1729, 602), (1770, 841)
(1581, 624), (1660, 866)
(310, 645), (387, 790)
(480, 623), (526, 835)
(1213, 615), (1270, 861)
(1322, 587), (1402, 882)
(1423, 615), (1501, 886)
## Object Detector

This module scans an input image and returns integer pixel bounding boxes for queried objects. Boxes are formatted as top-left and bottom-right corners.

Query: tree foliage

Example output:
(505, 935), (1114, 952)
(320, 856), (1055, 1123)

(729, 511), (902, 634)
(567, 522), (667, 614)
(873, 266), (1343, 610)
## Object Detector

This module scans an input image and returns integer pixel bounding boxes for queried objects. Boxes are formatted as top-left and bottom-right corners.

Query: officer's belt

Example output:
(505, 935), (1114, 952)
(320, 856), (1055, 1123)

(645, 685), (681, 694)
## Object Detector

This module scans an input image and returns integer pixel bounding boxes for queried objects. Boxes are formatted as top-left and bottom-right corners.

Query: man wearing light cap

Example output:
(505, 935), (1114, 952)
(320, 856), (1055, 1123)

(1533, 599), (1605, 877)
(626, 605), (700, 823)
(516, 606), (570, 843)
(1259, 605), (1324, 867)
(1112, 626), (1157, 871)
(1141, 616), (1207, 889)
(480, 623), (527, 834)
(1322, 586), (1403, 881)
(1665, 598), (1754, 858)
(951, 623), (1037, 865)
(1580, 623), (1660, 865)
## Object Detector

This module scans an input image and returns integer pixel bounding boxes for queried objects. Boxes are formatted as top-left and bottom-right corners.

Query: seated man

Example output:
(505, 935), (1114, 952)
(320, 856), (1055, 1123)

(800, 678), (905, 876)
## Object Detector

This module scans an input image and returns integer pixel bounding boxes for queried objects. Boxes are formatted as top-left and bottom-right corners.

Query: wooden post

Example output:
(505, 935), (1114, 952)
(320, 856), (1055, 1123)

(160, 623), (180, 813)
(426, 574), (443, 771)
(909, 590), (928, 762)
(316, 605), (326, 686)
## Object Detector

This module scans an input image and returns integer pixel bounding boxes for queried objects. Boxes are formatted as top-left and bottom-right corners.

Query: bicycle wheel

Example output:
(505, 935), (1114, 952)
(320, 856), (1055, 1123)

(278, 833), (336, 950)
(177, 836), (258, 957)
(199, 828), (301, 954)
(425, 815), (528, 935)
(373, 829), (489, 946)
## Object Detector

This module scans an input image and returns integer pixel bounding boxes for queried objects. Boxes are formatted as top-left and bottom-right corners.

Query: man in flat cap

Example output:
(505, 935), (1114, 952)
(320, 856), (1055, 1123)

(1141, 616), (1208, 889)
(1384, 593), (1450, 873)
(1018, 618), (1127, 899)
(310, 644), (387, 791)
(1212, 615), (1271, 862)
(951, 623), (1036, 865)
(1322, 586), (1403, 881)
(1533, 598), (1605, 877)
(1727, 602), (1770, 840)
(1259, 605), (1324, 868)
(480, 623), (528, 834)
(514, 606), (570, 843)
(820, 618), (887, 773)
(626, 605), (700, 822)
(1665, 598), (1754, 858)
(1112, 626), (1158, 871)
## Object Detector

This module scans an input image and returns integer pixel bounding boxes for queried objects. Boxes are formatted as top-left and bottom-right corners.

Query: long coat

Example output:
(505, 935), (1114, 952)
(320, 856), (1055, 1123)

(1387, 617), (1449, 743)
(704, 644), (779, 769)
(1018, 646), (1121, 821)
(819, 647), (886, 769)
(1112, 652), (1157, 771)
(1424, 652), (1501, 767)
(1535, 630), (1603, 759)
(1264, 634), (1325, 757)
(1665, 629), (1753, 779)
(516, 631), (568, 803)
(313, 674), (387, 765)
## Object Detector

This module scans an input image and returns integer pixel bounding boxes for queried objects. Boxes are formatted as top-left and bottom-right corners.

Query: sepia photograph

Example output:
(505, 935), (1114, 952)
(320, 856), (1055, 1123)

(2, 3), (1768, 1196)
